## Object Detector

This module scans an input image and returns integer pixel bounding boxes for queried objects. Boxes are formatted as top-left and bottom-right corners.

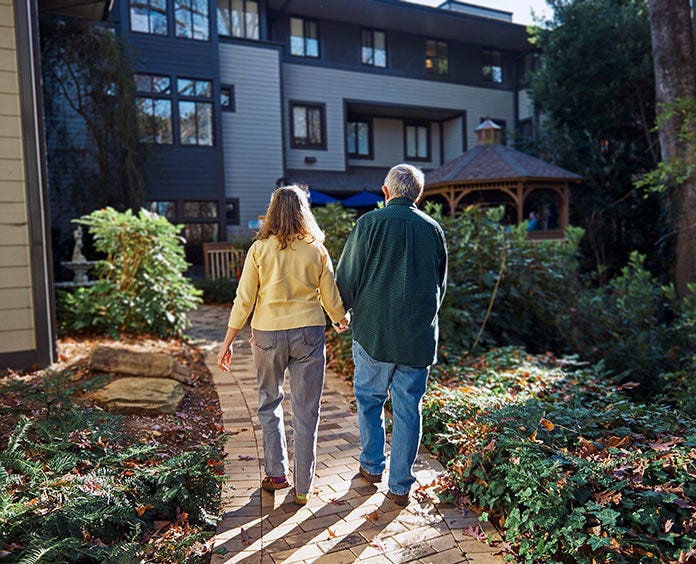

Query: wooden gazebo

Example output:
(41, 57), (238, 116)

(423, 120), (581, 237)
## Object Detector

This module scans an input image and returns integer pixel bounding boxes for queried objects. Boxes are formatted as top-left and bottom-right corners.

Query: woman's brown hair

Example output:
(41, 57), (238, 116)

(257, 185), (325, 249)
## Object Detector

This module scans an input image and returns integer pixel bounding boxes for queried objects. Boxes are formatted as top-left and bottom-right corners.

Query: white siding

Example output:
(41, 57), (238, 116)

(518, 88), (533, 121)
(219, 43), (284, 229)
(443, 116), (464, 163)
(0, 0), (35, 353)
(283, 63), (515, 171)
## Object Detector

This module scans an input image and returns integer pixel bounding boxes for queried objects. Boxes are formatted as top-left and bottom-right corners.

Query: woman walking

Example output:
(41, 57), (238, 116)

(216, 185), (349, 505)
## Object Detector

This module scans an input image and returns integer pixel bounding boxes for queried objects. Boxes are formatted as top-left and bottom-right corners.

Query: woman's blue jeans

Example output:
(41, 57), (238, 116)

(251, 326), (326, 496)
(352, 340), (429, 496)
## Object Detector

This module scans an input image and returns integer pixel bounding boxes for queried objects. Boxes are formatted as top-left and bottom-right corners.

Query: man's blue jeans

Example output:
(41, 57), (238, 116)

(352, 339), (429, 496)
(251, 326), (326, 496)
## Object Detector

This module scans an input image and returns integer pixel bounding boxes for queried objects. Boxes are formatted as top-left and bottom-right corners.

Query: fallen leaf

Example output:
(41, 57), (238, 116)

(665, 519), (674, 533)
(329, 498), (347, 505)
(370, 538), (388, 554)
(365, 510), (380, 522)
(238, 455), (255, 460)
(327, 528), (336, 538)
(464, 525), (487, 542)
(240, 527), (252, 545)
(540, 418), (555, 431)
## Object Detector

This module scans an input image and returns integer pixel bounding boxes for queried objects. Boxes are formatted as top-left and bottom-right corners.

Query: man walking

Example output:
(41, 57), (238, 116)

(336, 164), (448, 506)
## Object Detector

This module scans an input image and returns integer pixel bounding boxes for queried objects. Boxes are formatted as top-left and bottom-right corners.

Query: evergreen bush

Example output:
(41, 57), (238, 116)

(57, 207), (202, 338)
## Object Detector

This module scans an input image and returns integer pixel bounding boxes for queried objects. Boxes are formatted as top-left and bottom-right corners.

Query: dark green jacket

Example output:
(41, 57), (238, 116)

(336, 198), (448, 368)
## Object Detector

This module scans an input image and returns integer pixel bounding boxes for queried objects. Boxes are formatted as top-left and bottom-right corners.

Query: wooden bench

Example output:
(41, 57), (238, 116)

(203, 242), (246, 280)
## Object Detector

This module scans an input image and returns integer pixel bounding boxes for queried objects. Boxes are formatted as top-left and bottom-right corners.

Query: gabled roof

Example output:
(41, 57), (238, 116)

(425, 144), (582, 187)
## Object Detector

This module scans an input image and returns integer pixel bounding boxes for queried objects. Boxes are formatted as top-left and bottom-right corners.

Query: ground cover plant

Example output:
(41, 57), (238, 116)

(0, 337), (225, 563)
(421, 348), (696, 563)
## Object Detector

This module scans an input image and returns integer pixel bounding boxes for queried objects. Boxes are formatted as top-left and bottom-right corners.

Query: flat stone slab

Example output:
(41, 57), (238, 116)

(90, 377), (185, 415)
(89, 345), (191, 384)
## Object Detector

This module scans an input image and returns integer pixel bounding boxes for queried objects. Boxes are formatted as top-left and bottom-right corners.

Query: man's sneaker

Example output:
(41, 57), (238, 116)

(261, 475), (289, 493)
(358, 466), (382, 483)
(387, 490), (410, 507)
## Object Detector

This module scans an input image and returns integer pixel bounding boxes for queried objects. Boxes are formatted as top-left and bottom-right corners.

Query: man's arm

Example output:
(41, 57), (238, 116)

(335, 222), (367, 311)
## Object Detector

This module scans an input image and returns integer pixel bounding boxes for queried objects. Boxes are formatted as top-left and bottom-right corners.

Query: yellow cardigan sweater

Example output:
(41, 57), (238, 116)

(227, 235), (346, 331)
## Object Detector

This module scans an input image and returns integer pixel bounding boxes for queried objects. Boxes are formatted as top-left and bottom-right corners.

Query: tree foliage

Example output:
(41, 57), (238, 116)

(40, 15), (146, 269)
(527, 0), (662, 280)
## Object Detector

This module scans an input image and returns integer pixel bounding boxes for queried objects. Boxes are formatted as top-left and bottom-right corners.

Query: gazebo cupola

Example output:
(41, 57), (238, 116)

(423, 120), (581, 237)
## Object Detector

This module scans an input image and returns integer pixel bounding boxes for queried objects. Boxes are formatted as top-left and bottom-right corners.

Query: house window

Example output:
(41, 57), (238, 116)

(291, 103), (325, 149)
(483, 49), (503, 83)
(361, 30), (386, 67)
(135, 73), (173, 144)
(226, 198), (240, 225)
(405, 124), (429, 160)
(178, 78), (213, 146)
(217, 0), (259, 39)
(290, 17), (319, 57)
(221, 85), (235, 111)
(147, 200), (177, 219)
(130, 0), (168, 35)
(174, 0), (209, 39)
(347, 120), (371, 157)
(426, 39), (448, 75)
(184, 200), (219, 218)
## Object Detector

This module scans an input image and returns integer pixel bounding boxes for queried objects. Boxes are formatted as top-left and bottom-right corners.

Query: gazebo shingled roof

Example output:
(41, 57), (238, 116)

(423, 121), (582, 235)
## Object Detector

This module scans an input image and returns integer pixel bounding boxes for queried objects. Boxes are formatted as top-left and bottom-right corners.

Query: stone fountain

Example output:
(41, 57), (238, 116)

(57, 225), (96, 287)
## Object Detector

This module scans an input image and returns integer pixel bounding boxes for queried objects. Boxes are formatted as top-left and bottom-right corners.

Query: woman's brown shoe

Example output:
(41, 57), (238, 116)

(261, 475), (289, 492)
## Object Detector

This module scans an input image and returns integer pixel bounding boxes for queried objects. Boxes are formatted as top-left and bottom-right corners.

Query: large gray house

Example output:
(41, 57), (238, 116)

(113, 0), (535, 251)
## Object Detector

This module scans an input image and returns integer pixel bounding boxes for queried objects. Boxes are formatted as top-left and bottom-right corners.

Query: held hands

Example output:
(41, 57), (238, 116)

(217, 344), (233, 372)
(333, 312), (351, 334)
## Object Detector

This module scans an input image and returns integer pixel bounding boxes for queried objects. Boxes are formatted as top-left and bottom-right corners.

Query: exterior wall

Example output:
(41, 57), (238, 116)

(443, 116), (464, 163)
(283, 63), (514, 171)
(518, 88), (533, 121)
(1, 0), (55, 369)
(0, 0), (35, 356)
(219, 42), (284, 228)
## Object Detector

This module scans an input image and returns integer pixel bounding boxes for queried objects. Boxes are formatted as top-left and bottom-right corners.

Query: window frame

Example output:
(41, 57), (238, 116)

(482, 49), (504, 83)
(346, 118), (373, 159)
(425, 39), (448, 76)
(134, 73), (174, 145)
(217, 0), (259, 39)
(220, 84), (235, 112)
(177, 77), (214, 146)
(290, 101), (327, 150)
(289, 16), (320, 58)
(404, 122), (430, 161)
(129, 0), (168, 35)
(361, 29), (387, 68)
(174, 0), (210, 40)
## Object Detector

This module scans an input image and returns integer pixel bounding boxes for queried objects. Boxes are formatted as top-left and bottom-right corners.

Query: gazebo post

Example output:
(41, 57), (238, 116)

(560, 183), (570, 231)
(516, 182), (525, 225)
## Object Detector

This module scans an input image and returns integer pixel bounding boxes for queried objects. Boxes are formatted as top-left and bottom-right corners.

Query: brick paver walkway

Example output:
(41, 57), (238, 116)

(188, 305), (505, 564)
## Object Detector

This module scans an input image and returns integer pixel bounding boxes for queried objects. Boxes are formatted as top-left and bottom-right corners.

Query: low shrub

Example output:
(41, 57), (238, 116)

(193, 278), (238, 304)
(57, 207), (202, 338)
(423, 348), (696, 563)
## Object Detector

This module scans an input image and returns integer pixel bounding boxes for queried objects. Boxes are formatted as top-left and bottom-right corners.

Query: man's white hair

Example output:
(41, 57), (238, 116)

(384, 164), (424, 201)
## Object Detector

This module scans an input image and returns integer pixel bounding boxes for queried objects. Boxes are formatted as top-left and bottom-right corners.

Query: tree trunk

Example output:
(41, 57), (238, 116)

(648, 0), (696, 296)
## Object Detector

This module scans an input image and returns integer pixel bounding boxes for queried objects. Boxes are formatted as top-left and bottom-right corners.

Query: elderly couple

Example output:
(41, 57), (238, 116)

(216, 164), (448, 507)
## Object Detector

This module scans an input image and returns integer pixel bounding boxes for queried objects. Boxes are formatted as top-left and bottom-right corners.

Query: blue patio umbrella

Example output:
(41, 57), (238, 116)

(308, 189), (339, 204)
(341, 190), (384, 207)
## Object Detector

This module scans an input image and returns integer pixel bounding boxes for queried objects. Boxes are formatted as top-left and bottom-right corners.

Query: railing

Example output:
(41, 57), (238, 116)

(203, 242), (246, 280)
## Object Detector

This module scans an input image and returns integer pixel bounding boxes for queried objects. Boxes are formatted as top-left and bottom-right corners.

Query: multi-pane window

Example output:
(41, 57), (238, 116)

(483, 49), (503, 83)
(130, 0), (167, 35)
(347, 120), (371, 157)
(217, 0), (259, 39)
(361, 30), (386, 67)
(178, 78), (213, 146)
(291, 103), (324, 148)
(405, 124), (429, 160)
(174, 0), (209, 39)
(290, 17), (319, 57)
(135, 74), (173, 144)
(148, 200), (177, 219)
(425, 39), (448, 75)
